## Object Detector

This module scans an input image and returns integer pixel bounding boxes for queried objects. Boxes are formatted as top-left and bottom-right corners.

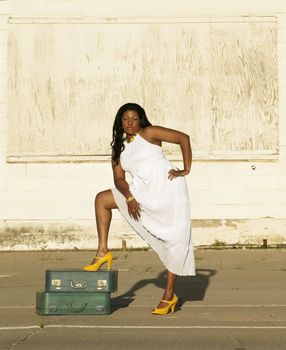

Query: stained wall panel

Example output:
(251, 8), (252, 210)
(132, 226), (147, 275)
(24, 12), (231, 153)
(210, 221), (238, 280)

(209, 22), (278, 154)
(7, 19), (278, 160)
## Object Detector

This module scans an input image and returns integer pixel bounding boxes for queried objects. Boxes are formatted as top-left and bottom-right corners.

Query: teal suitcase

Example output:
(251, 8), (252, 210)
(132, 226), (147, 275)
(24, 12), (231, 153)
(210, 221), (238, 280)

(36, 291), (111, 315)
(45, 269), (118, 293)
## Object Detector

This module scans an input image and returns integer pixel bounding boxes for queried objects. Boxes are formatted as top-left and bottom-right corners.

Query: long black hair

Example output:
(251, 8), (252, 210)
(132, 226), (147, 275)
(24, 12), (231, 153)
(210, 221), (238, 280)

(111, 103), (152, 164)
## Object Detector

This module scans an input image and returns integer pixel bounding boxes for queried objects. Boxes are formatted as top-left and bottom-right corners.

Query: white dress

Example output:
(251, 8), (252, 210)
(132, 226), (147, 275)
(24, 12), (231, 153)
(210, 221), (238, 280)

(111, 133), (195, 276)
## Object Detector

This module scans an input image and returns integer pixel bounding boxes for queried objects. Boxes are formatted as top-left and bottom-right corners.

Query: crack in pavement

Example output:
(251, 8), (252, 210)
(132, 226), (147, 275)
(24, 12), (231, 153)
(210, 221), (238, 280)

(3, 318), (58, 349)
(4, 328), (40, 350)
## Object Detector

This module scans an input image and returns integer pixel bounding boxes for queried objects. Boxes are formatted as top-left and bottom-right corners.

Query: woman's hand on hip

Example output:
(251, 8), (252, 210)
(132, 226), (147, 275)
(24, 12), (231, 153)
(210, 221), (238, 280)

(127, 199), (141, 221)
(168, 168), (189, 181)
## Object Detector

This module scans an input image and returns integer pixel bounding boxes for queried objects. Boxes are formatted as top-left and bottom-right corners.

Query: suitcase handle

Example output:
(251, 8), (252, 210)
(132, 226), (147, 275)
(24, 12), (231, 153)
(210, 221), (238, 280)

(67, 302), (87, 313)
(70, 280), (88, 289)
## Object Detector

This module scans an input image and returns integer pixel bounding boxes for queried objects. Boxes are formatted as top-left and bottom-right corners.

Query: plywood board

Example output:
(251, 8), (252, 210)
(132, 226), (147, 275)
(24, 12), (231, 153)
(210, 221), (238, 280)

(7, 19), (278, 160)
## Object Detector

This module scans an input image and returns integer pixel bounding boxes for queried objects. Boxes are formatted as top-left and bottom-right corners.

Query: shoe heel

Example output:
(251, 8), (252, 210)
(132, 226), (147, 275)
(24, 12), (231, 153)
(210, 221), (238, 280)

(83, 251), (112, 272)
(107, 258), (112, 270)
(171, 304), (176, 314)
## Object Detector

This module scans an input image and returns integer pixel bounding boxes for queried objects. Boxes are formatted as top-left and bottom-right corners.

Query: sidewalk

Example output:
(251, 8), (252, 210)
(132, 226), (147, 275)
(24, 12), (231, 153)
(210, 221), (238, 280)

(0, 249), (285, 349)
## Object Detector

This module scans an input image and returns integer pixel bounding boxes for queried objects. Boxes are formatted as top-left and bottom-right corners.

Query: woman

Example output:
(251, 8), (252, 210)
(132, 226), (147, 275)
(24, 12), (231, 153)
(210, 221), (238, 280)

(83, 103), (196, 315)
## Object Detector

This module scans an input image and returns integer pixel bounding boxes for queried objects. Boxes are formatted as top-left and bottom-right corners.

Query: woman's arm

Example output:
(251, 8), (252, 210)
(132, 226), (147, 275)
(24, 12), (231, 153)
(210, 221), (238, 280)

(112, 160), (132, 199)
(141, 126), (192, 179)
(112, 159), (141, 220)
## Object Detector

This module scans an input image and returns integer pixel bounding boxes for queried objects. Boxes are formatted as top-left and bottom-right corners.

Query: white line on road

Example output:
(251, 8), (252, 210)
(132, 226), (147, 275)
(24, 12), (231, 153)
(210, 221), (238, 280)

(46, 325), (286, 329)
(0, 325), (286, 331)
(120, 304), (286, 308)
(0, 326), (40, 330)
(0, 306), (34, 309)
(1, 304), (286, 309)
(0, 275), (14, 278)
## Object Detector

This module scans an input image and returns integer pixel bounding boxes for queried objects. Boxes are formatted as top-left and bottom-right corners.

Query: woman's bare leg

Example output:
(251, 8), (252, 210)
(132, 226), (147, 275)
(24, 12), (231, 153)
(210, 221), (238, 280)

(157, 270), (177, 308)
(93, 189), (117, 258)
(94, 190), (177, 307)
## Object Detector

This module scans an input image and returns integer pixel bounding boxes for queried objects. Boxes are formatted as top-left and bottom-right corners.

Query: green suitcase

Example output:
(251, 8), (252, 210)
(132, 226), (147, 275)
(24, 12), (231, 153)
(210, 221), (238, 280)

(36, 291), (111, 315)
(45, 269), (118, 293)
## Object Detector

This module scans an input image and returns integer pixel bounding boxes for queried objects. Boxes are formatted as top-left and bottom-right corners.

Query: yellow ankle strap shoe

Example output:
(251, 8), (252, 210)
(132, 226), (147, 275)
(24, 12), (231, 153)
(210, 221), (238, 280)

(83, 251), (113, 272)
(152, 294), (178, 315)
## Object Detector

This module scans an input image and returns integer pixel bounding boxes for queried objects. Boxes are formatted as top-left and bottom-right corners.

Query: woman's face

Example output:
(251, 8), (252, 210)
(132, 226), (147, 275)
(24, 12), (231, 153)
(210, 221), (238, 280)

(121, 110), (140, 135)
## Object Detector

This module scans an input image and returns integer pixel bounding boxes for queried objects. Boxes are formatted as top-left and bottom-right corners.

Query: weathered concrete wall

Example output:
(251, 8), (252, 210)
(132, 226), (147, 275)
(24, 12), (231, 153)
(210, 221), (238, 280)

(0, 218), (285, 251)
(0, 0), (286, 250)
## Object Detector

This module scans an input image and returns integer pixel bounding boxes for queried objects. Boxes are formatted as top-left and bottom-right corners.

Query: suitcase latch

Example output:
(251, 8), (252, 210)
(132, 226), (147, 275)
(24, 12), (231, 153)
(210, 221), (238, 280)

(97, 279), (107, 290)
(51, 279), (62, 289)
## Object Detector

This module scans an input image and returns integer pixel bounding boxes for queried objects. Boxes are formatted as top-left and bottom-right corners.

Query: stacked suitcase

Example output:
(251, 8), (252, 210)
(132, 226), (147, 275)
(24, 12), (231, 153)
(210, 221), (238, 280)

(36, 269), (118, 315)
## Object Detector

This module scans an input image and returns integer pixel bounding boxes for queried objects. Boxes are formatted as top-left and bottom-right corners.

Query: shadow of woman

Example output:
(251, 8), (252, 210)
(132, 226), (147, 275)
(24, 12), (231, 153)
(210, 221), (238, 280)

(111, 268), (216, 313)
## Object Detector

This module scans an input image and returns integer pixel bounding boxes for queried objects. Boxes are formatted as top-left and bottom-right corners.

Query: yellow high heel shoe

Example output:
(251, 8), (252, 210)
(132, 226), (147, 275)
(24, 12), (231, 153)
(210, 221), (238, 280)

(152, 294), (178, 315)
(83, 251), (112, 272)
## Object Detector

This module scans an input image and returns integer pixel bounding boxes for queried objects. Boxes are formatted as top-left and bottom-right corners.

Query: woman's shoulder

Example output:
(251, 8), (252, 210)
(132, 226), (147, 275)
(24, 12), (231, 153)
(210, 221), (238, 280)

(141, 125), (161, 136)
(140, 125), (162, 145)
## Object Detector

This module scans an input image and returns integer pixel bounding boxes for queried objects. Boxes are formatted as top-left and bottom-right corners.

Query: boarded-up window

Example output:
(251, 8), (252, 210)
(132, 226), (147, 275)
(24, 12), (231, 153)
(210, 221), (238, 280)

(7, 18), (278, 162)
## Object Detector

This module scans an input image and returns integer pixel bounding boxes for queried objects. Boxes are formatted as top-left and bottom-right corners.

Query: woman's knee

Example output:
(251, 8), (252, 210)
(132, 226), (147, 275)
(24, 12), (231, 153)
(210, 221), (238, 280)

(95, 190), (117, 209)
(95, 191), (106, 207)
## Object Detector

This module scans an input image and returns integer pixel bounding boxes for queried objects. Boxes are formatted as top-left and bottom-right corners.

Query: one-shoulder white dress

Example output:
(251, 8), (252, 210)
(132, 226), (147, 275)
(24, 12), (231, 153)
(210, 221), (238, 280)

(111, 134), (195, 276)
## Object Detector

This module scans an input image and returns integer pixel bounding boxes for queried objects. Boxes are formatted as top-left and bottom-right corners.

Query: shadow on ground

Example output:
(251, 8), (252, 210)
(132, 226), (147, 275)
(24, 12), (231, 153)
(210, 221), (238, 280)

(111, 268), (216, 313)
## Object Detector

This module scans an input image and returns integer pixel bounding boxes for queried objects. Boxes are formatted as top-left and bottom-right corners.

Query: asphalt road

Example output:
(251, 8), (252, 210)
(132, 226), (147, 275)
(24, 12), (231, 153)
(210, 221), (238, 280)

(0, 249), (285, 350)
